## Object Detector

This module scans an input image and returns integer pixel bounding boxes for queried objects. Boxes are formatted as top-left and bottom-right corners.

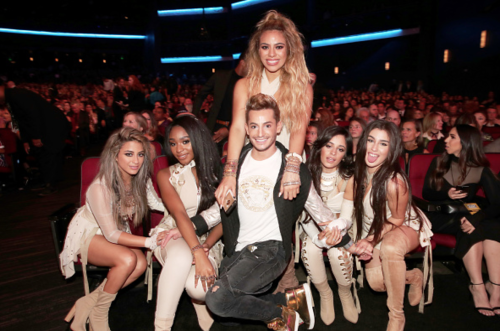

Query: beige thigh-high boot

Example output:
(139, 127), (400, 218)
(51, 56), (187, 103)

(274, 248), (299, 294)
(154, 314), (174, 331)
(65, 279), (108, 331)
(327, 247), (358, 324)
(88, 286), (117, 331)
(406, 269), (423, 306)
(185, 255), (216, 331)
(380, 227), (419, 331)
(301, 236), (335, 325)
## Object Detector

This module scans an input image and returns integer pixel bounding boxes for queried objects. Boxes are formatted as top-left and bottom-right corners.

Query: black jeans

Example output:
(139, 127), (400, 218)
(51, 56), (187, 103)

(205, 240), (288, 322)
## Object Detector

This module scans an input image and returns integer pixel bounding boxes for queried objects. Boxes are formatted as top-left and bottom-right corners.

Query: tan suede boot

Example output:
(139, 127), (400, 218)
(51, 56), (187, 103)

(406, 269), (423, 306)
(88, 287), (117, 331)
(154, 315), (174, 331)
(65, 279), (107, 331)
(312, 279), (335, 325)
(192, 301), (214, 331)
(274, 253), (299, 294)
(383, 260), (407, 331)
(338, 284), (359, 324)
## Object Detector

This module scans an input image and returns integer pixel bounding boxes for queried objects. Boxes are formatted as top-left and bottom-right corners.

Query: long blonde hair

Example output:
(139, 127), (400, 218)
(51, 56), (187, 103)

(96, 127), (152, 227)
(246, 10), (310, 133)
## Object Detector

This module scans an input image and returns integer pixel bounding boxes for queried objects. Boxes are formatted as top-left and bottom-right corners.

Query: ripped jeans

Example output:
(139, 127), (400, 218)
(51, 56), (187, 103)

(205, 240), (288, 322)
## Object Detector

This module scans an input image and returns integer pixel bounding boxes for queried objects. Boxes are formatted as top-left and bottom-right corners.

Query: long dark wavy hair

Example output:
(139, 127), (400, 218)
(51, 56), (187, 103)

(430, 124), (490, 190)
(164, 115), (221, 213)
(307, 126), (354, 196)
(353, 120), (420, 243)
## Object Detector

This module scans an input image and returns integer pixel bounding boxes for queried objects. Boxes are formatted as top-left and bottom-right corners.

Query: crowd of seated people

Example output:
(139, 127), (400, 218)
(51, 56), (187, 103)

(2, 72), (500, 326)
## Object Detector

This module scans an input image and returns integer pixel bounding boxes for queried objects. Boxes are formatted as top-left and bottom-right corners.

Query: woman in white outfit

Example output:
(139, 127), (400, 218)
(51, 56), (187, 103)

(152, 115), (223, 330)
(301, 126), (359, 325)
(60, 127), (166, 331)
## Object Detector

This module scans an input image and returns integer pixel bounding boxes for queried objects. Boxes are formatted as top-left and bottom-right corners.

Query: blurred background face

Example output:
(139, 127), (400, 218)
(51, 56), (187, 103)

(306, 126), (318, 146)
(123, 114), (140, 130)
(142, 112), (152, 129)
(349, 121), (363, 139)
(487, 108), (498, 121)
(401, 121), (420, 143)
(474, 112), (487, 128)
(386, 110), (401, 126)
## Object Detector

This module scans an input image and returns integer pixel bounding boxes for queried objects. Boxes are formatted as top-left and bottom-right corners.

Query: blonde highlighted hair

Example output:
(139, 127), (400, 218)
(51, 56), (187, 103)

(96, 127), (152, 228)
(246, 10), (310, 133)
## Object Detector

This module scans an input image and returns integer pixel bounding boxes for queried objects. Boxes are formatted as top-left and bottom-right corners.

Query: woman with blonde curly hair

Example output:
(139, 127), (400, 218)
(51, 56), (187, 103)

(216, 9), (312, 204)
(215, 9), (313, 295)
(60, 127), (166, 331)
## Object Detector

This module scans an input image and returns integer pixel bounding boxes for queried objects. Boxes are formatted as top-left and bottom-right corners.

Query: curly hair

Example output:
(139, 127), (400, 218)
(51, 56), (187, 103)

(246, 10), (310, 133)
(96, 127), (152, 228)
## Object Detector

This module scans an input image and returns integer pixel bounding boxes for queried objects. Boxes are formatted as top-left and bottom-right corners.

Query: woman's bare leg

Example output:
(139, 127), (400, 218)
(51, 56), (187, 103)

(483, 240), (500, 315)
(87, 235), (146, 294)
(463, 241), (494, 316)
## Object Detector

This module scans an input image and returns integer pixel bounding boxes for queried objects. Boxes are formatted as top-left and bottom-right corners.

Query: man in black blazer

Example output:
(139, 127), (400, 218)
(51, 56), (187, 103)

(193, 56), (246, 154)
(192, 94), (354, 330)
(0, 84), (69, 195)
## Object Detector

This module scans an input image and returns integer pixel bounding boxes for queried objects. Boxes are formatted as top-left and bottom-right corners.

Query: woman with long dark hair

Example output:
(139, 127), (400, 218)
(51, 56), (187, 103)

(305, 121), (323, 159)
(152, 115), (223, 330)
(301, 126), (359, 325)
(349, 120), (432, 331)
(423, 125), (500, 316)
(61, 128), (166, 331)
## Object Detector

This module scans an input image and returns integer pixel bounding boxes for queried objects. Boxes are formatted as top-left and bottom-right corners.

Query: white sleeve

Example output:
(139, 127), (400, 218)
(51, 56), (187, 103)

(303, 183), (352, 248)
(198, 201), (222, 230)
(146, 179), (165, 212)
(86, 182), (123, 244)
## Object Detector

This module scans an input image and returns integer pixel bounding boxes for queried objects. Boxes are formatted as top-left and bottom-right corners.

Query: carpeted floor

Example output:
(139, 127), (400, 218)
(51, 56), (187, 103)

(106, 271), (499, 331)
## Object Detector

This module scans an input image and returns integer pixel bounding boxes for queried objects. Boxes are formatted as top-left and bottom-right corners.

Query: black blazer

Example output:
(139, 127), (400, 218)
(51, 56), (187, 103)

(194, 142), (311, 260)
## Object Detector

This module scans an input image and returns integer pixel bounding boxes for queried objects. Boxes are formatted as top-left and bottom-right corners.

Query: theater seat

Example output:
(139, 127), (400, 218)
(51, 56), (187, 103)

(151, 155), (168, 229)
(0, 129), (18, 180)
(426, 140), (438, 153)
(408, 153), (457, 256)
(477, 153), (500, 198)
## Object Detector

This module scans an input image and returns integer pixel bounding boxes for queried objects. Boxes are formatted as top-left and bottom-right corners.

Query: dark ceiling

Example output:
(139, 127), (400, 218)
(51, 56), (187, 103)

(1, 0), (423, 38)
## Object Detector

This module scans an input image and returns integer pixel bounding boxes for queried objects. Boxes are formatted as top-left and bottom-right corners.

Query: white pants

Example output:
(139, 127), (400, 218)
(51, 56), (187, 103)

(154, 237), (216, 319)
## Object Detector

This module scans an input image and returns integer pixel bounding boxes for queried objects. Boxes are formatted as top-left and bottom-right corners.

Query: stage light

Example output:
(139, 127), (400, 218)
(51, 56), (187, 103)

(232, 53), (241, 60)
(311, 28), (420, 48)
(480, 30), (487, 48)
(334, 67), (339, 74)
(0, 27), (145, 39)
(232, 0), (272, 10)
(103, 59), (106, 63)
(158, 7), (224, 17)
(385, 62), (390, 70)
(212, 68), (215, 73)
(55, 58), (59, 62)
(30, 57), (33, 62)
(443, 49), (449, 63)
(161, 56), (230, 63)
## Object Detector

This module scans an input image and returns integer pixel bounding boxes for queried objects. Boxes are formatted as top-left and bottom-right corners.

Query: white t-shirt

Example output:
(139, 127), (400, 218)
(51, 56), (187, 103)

(236, 148), (282, 251)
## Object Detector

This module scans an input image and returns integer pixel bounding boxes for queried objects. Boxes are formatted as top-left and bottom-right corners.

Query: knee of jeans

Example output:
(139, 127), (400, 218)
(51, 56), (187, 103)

(380, 230), (407, 260)
(205, 285), (230, 317)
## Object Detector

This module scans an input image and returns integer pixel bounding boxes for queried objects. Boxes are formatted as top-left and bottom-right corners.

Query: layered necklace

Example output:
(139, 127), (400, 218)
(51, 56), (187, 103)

(321, 169), (339, 192)
(118, 185), (136, 223)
